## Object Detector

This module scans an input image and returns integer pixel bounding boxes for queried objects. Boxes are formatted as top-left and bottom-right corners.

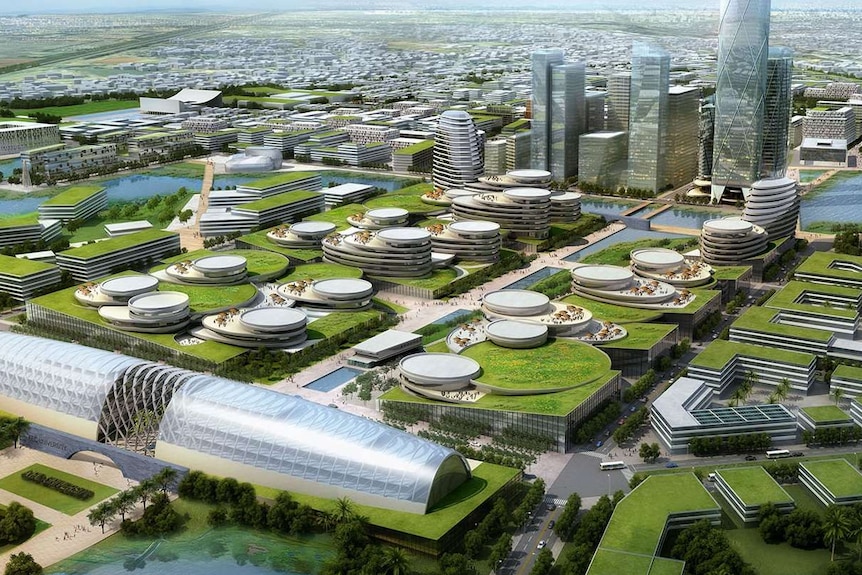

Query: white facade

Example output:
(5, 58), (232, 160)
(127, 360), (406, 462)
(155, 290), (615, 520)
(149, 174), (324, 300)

(0, 122), (60, 157)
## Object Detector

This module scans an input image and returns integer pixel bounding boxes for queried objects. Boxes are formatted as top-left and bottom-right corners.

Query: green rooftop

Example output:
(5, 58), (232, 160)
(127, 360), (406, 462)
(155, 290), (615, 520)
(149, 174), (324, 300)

(795, 251), (862, 283)
(800, 405), (851, 424)
(304, 203), (366, 231)
(561, 294), (664, 324)
(0, 213), (40, 229)
(154, 249), (289, 281)
(712, 266), (752, 281)
(393, 140), (434, 155)
(588, 550), (684, 575)
(690, 339), (816, 370)
(277, 261), (363, 283)
(59, 229), (177, 260)
(40, 185), (105, 207)
(731, 306), (833, 342)
(764, 280), (861, 320)
(239, 171), (320, 191)
(0, 254), (57, 277)
(716, 466), (793, 507)
(599, 323), (677, 351)
(801, 459), (862, 498)
(235, 228), (323, 262)
(238, 190), (321, 212)
(833, 364), (862, 383)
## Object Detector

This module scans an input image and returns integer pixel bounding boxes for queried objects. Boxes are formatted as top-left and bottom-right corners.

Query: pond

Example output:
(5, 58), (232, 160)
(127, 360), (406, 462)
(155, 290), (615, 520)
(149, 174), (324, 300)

(646, 206), (724, 230)
(502, 266), (565, 290)
(304, 366), (362, 392)
(580, 197), (640, 217)
(48, 526), (332, 575)
(800, 171), (862, 230)
(563, 227), (688, 262)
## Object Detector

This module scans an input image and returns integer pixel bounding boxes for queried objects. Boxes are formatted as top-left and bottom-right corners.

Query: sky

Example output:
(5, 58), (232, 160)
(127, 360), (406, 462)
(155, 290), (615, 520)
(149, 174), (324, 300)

(1, 0), (859, 14)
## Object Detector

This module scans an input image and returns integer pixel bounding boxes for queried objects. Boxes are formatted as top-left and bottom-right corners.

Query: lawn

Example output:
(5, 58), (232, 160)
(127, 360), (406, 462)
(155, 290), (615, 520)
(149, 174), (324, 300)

(364, 183), (438, 214)
(373, 297), (409, 314)
(424, 340), (449, 353)
(0, 253), (56, 277)
(715, 467), (793, 506)
(764, 281), (861, 319)
(0, 213), (39, 227)
(372, 268), (459, 291)
(239, 171), (320, 191)
(277, 261), (363, 283)
(307, 310), (383, 339)
(800, 405), (851, 423)
(600, 473), (718, 556)
(156, 248), (289, 280)
(581, 237), (698, 268)
(40, 184), (105, 207)
(160, 282), (258, 313)
(0, 464), (118, 515)
(148, 162), (206, 178)
(730, 307), (833, 342)
(59, 229), (177, 260)
(834, 364), (862, 383)
(240, 190), (321, 212)
(12, 99), (139, 119)
(236, 229), (323, 262)
(0, 503), (51, 554)
(304, 203), (366, 231)
(712, 266), (752, 281)
(689, 339), (816, 370)
(587, 549), (659, 575)
(794, 251), (862, 284)
(561, 294), (664, 324)
(599, 323), (677, 351)
(462, 339), (612, 390)
(725, 526), (831, 575)
(801, 459), (862, 498)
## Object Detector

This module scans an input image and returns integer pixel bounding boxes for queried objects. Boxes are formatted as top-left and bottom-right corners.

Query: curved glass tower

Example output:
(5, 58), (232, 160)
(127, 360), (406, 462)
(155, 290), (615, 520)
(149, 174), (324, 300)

(711, 0), (771, 201)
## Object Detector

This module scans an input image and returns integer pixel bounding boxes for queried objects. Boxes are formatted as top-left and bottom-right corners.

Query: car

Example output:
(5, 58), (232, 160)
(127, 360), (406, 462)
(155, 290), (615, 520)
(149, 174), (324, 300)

(327, 403), (339, 409)
(596, 440), (603, 448)
(745, 455), (757, 461)
(791, 451), (804, 457)
(640, 397), (648, 403)
(665, 462), (679, 468)
(707, 473), (716, 482)
(537, 540), (546, 550)
(549, 520), (556, 529)
(547, 503), (556, 511)
(617, 418), (626, 425)
(629, 405), (637, 413)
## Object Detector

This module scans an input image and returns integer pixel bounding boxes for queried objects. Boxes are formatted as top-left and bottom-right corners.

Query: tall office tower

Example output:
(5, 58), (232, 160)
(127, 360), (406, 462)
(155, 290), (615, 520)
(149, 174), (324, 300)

(627, 42), (670, 192)
(585, 91), (607, 133)
(761, 46), (793, 179)
(530, 50), (585, 180)
(606, 72), (632, 132)
(484, 138), (508, 176)
(549, 62), (586, 180)
(711, 0), (771, 201)
(666, 86), (701, 188)
(697, 97), (716, 181)
(506, 131), (531, 170)
(432, 110), (483, 190)
(579, 131), (628, 191)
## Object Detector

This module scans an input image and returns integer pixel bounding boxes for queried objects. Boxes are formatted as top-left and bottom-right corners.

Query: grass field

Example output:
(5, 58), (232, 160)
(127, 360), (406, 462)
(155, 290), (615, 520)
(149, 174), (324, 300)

(725, 527), (831, 575)
(689, 339), (816, 370)
(800, 405), (851, 423)
(373, 268), (459, 291)
(599, 323), (677, 351)
(304, 203), (366, 231)
(306, 310), (383, 339)
(715, 467), (793, 506)
(0, 464), (118, 515)
(156, 248), (289, 281)
(12, 99), (139, 119)
(730, 307), (833, 342)
(581, 237), (698, 268)
(159, 282), (258, 313)
(561, 294), (664, 324)
(235, 229), (323, 262)
(801, 459), (862, 498)
(278, 261), (363, 283)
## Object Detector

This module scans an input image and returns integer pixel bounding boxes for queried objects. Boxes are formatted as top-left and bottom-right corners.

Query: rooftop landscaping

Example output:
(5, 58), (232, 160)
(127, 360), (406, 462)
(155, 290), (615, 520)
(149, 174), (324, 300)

(801, 459), (862, 498)
(580, 237), (699, 268)
(235, 229), (323, 262)
(59, 229), (177, 260)
(307, 310), (384, 339)
(794, 251), (862, 282)
(461, 339), (612, 390)
(599, 322), (677, 351)
(689, 339), (816, 370)
(0, 253), (56, 277)
(588, 550), (684, 575)
(800, 405), (851, 423)
(238, 190), (321, 212)
(833, 364), (862, 383)
(0, 213), (40, 228)
(666, 289), (721, 315)
(160, 282), (258, 314)
(764, 280), (861, 319)
(303, 202), (366, 231)
(393, 140), (434, 155)
(277, 261), (363, 283)
(712, 266), (752, 281)
(239, 171), (320, 191)
(372, 268), (459, 291)
(731, 306), (833, 342)
(716, 466), (793, 507)
(561, 294), (664, 324)
(156, 249), (289, 280)
(364, 183), (438, 214)
(40, 184), (105, 206)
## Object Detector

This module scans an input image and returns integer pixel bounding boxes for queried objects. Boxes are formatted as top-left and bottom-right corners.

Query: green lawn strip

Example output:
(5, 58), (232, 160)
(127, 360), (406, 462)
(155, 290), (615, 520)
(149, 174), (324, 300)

(30, 283), (245, 362)
(712, 266), (752, 281)
(0, 253), (56, 277)
(0, 212), (39, 227)
(154, 248), (289, 279)
(801, 459), (862, 498)
(834, 364), (862, 383)
(363, 193), (439, 214)
(689, 339), (815, 370)
(380, 370), (619, 416)
(373, 297), (409, 314)
(253, 462), (519, 540)
(0, 464), (118, 515)
(581, 238), (699, 268)
(11, 99), (139, 118)
(725, 526), (830, 575)
(40, 185), (104, 206)
(235, 228), (323, 262)
(794, 251), (862, 283)
(307, 310), (383, 339)
(424, 340), (449, 353)
(730, 307), (833, 342)
(599, 323), (677, 351)
(0, 503), (51, 554)
(159, 282), (258, 313)
(648, 557), (686, 575)
(238, 171), (321, 191)
(764, 281), (861, 319)
(370, 268), (459, 291)
(304, 203), (366, 231)
(587, 549), (655, 575)
(600, 473), (718, 556)
(560, 294), (664, 324)
(715, 467), (793, 507)
(781, 484), (825, 514)
(800, 405), (851, 423)
(59, 229), (177, 260)
(277, 261), (363, 283)
(461, 340), (611, 390)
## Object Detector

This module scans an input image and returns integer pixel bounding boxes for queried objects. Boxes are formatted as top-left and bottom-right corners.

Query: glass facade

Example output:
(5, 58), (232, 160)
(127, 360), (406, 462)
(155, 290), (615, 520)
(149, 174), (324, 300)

(530, 49), (564, 174)
(761, 47), (794, 179)
(549, 62), (585, 181)
(712, 0), (771, 199)
(627, 42), (670, 192)
(666, 87), (701, 188)
(697, 98), (716, 180)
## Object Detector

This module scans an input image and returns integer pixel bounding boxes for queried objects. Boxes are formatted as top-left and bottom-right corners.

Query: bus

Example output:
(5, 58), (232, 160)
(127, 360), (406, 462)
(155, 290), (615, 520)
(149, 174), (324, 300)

(600, 461), (626, 470)
(766, 449), (791, 459)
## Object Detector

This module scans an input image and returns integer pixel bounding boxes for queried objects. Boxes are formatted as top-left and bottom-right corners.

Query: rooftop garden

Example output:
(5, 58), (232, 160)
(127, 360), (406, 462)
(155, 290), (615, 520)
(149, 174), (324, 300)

(235, 229), (323, 262)
(303, 203), (366, 231)
(801, 459), (862, 498)
(580, 237), (699, 268)
(39, 184), (105, 206)
(0, 213), (40, 228)
(561, 294), (664, 324)
(712, 266), (752, 281)
(277, 261), (363, 283)
(364, 183), (438, 214)
(461, 339), (612, 390)
(730, 306), (834, 342)
(237, 190), (321, 212)
(155, 249), (289, 281)
(689, 339), (816, 370)
(588, 550), (684, 575)
(58, 229), (177, 260)
(800, 405), (851, 423)
(833, 364), (862, 383)
(160, 282), (258, 314)
(599, 322), (677, 351)
(0, 253), (56, 277)
(794, 251), (862, 282)
(764, 281), (861, 319)
(393, 140), (434, 155)
(239, 171), (320, 191)
(372, 268), (459, 291)
(664, 289), (721, 315)
(716, 466), (793, 507)
(307, 310), (384, 339)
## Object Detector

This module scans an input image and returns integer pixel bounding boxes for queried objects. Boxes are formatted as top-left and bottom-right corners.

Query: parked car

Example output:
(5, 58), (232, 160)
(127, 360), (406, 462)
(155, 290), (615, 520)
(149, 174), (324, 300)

(547, 503), (556, 511)
(791, 451), (804, 457)
(549, 520), (556, 529)
(327, 403), (339, 409)
(745, 455), (757, 461)
(665, 462), (679, 468)
(707, 473), (716, 482)
(629, 405), (637, 413)
(537, 540), (546, 550)
(596, 440), (603, 448)
(618, 418), (626, 425)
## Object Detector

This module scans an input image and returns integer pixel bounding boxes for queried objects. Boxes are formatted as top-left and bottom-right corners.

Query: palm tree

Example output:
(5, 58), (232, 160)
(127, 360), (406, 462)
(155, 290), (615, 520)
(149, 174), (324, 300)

(854, 523), (862, 561)
(767, 392), (778, 404)
(380, 546), (410, 575)
(729, 388), (746, 407)
(824, 505), (852, 561)
(332, 497), (356, 524)
(833, 386), (846, 406)
(775, 378), (791, 403)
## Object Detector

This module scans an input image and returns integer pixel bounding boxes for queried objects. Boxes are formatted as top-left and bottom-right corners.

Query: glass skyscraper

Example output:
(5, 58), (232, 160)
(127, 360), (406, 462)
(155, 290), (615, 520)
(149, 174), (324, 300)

(712, 0), (771, 201)
(627, 42), (670, 192)
(531, 49), (564, 174)
(761, 46), (793, 179)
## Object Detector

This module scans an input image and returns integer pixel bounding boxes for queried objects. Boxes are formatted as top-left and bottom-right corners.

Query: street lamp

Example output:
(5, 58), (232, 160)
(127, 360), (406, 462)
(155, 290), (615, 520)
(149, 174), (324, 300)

(607, 473), (611, 497)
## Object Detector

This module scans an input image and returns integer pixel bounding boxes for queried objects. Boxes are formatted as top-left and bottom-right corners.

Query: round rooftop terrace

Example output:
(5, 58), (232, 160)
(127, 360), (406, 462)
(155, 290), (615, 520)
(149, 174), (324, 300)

(311, 278), (375, 301)
(485, 319), (548, 349)
(508, 169), (552, 182)
(703, 218), (754, 235)
(290, 221), (337, 237)
(572, 265), (635, 288)
(128, 291), (189, 317)
(239, 307), (307, 333)
(193, 255), (248, 276)
(448, 220), (500, 235)
(399, 352), (481, 388)
(366, 207), (409, 221)
(99, 275), (159, 299)
(630, 248), (686, 271)
(483, 289), (550, 316)
(504, 188), (552, 201)
(376, 227), (432, 244)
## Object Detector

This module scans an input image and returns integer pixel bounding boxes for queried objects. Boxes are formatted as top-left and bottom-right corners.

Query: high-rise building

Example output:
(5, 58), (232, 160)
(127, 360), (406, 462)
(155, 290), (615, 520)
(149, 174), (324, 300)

(506, 131), (531, 171)
(432, 110), (484, 190)
(712, 0), (771, 201)
(585, 91), (607, 133)
(607, 72), (632, 132)
(697, 97), (716, 181)
(761, 47), (793, 179)
(627, 42), (670, 192)
(667, 86), (701, 189)
(484, 138), (508, 176)
(530, 50), (585, 181)
(579, 131), (628, 191)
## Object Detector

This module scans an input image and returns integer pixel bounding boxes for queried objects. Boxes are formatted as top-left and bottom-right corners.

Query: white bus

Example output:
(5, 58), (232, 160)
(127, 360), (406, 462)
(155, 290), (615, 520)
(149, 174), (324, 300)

(600, 461), (626, 470)
(765, 449), (791, 459)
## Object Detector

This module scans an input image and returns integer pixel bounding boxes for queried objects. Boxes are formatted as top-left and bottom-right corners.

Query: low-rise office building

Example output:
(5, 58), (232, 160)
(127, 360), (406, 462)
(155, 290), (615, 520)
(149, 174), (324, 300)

(194, 129), (239, 152)
(277, 277), (375, 311)
(0, 216), (62, 249)
(57, 229), (181, 282)
(425, 220), (501, 263)
(700, 218), (769, 266)
(714, 467), (795, 523)
(267, 221), (336, 249)
(98, 291), (191, 334)
(105, 221), (153, 237)
(321, 183), (375, 207)
(800, 460), (862, 506)
(199, 191), (324, 237)
(392, 140), (434, 173)
(0, 254), (61, 301)
(128, 130), (196, 159)
(37, 185), (107, 223)
(194, 306), (308, 349)
(208, 172), (322, 208)
(350, 329), (423, 367)
(22, 143), (118, 179)
(0, 121), (60, 156)
(452, 188), (551, 239)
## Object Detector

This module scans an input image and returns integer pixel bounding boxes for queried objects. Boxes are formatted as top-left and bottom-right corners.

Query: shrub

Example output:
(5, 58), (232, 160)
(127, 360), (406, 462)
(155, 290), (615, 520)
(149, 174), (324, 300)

(21, 470), (94, 500)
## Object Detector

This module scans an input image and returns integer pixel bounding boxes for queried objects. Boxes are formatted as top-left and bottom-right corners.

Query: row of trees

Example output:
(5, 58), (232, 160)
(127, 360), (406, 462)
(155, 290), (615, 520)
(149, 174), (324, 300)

(689, 432), (771, 456)
(622, 369), (657, 402)
(553, 491), (624, 575)
(612, 406), (648, 445)
(86, 467), (178, 534)
(834, 224), (862, 256)
(573, 401), (620, 445)
(671, 520), (756, 574)
(693, 310), (722, 340)
(803, 426), (862, 447)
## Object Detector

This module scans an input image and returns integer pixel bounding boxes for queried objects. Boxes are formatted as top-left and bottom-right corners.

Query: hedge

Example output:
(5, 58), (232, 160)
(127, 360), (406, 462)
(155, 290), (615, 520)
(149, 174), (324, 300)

(21, 469), (94, 500)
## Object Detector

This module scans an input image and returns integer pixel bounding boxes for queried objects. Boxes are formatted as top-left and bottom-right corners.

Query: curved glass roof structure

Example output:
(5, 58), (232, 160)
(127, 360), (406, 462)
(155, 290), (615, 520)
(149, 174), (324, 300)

(158, 377), (471, 512)
(0, 332), (141, 424)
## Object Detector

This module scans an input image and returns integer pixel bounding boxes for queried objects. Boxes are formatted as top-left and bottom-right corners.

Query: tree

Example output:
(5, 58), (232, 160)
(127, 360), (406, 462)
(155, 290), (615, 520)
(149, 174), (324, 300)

(135, 478), (157, 510)
(87, 503), (113, 534)
(112, 489), (138, 522)
(639, 442), (661, 463)
(488, 533), (512, 572)
(833, 386), (846, 406)
(0, 502), (36, 544)
(4, 552), (42, 575)
(775, 378), (791, 403)
(380, 546), (410, 575)
(439, 553), (477, 575)
(154, 466), (178, 494)
(554, 493), (582, 541)
(332, 497), (356, 525)
(0, 418), (30, 448)
(825, 505), (853, 561)
(729, 387), (746, 407)
(529, 548), (554, 575)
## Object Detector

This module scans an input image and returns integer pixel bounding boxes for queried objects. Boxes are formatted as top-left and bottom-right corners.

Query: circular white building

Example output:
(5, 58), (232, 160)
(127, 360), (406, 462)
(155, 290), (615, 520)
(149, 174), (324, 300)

(74, 274), (159, 307)
(267, 221), (337, 248)
(571, 264), (692, 308)
(700, 218), (769, 265)
(425, 220), (501, 262)
(630, 248), (713, 287)
(399, 352), (481, 391)
(277, 277), (375, 311)
(322, 227), (434, 278)
(481, 289), (596, 336)
(165, 255), (248, 285)
(98, 291), (191, 333)
(432, 110), (484, 191)
(742, 177), (799, 240)
(347, 207), (410, 230)
(485, 319), (548, 349)
(483, 289), (552, 316)
(550, 191), (582, 223)
(196, 306), (308, 348)
(452, 188), (551, 239)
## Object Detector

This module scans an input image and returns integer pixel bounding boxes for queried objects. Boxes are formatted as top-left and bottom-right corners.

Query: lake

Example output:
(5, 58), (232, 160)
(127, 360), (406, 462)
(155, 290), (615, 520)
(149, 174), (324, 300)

(580, 197), (640, 217)
(800, 171), (862, 230)
(647, 206), (722, 230)
(563, 227), (688, 262)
